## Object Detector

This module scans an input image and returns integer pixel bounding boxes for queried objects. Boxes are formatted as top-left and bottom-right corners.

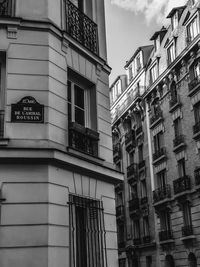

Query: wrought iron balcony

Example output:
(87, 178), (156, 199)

(138, 160), (145, 169)
(125, 130), (136, 151)
(195, 168), (200, 186)
(133, 238), (141, 245)
(159, 229), (173, 242)
(182, 225), (193, 237)
(153, 147), (166, 162)
(173, 175), (191, 195)
(116, 204), (125, 218)
(129, 197), (140, 213)
(153, 185), (171, 203)
(143, 235), (151, 243)
(173, 134), (185, 148)
(141, 196), (148, 205)
(188, 75), (200, 93)
(0, 110), (4, 138)
(127, 163), (137, 179)
(136, 126), (142, 136)
(150, 110), (163, 126)
(69, 122), (99, 157)
(193, 121), (200, 136)
(65, 0), (98, 54)
(0, 0), (12, 17)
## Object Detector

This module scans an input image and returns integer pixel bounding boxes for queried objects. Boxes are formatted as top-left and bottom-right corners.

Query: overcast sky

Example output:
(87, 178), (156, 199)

(105, 0), (188, 85)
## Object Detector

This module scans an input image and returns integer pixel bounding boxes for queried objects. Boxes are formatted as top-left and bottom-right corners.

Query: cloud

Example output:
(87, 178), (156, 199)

(111, 0), (188, 24)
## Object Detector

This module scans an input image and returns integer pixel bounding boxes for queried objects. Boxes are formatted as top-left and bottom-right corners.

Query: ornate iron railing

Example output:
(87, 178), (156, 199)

(193, 121), (200, 135)
(138, 160), (145, 169)
(0, 110), (4, 138)
(188, 75), (200, 92)
(150, 110), (163, 125)
(65, 0), (98, 54)
(153, 185), (171, 203)
(159, 229), (173, 241)
(173, 135), (184, 147)
(153, 147), (166, 162)
(69, 122), (99, 157)
(0, 0), (11, 17)
(127, 163), (137, 178)
(182, 225), (193, 237)
(173, 175), (191, 194)
(195, 168), (200, 186)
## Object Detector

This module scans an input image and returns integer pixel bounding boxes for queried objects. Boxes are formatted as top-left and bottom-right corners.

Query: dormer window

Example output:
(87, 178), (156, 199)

(136, 54), (141, 72)
(149, 64), (157, 85)
(129, 64), (133, 82)
(167, 42), (175, 65)
(172, 11), (178, 30)
(187, 16), (199, 43)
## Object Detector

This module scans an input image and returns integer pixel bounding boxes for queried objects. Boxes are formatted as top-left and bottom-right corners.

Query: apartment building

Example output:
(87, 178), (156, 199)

(110, 0), (200, 266)
(0, 0), (123, 266)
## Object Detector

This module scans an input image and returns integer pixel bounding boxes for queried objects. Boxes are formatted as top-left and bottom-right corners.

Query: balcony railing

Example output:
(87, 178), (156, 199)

(153, 185), (171, 203)
(153, 147), (166, 162)
(0, 0), (12, 17)
(138, 160), (145, 169)
(129, 197), (140, 213)
(0, 110), (4, 138)
(66, 0), (98, 54)
(125, 130), (136, 151)
(182, 225), (193, 237)
(193, 121), (200, 135)
(69, 122), (99, 157)
(188, 75), (200, 92)
(159, 229), (173, 241)
(113, 142), (121, 163)
(150, 110), (163, 126)
(195, 168), (200, 186)
(133, 238), (141, 245)
(173, 135), (184, 147)
(136, 126), (142, 136)
(127, 163), (137, 179)
(143, 235), (151, 243)
(173, 175), (191, 195)
(116, 205), (124, 218)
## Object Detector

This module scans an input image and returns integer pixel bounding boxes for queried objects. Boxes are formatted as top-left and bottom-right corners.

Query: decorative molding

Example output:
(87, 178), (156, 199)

(61, 39), (69, 54)
(7, 26), (18, 39)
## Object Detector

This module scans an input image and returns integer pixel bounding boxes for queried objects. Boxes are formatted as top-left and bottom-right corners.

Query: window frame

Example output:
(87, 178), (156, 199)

(187, 15), (199, 42)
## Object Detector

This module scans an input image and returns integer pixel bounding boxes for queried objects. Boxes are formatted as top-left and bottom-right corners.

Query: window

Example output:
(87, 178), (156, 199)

(187, 16), (199, 42)
(132, 219), (140, 240)
(177, 158), (186, 177)
(136, 54), (141, 71)
(130, 184), (137, 199)
(146, 256), (152, 267)
(149, 64), (157, 85)
(167, 43), (175, 65)
(116, 192), (123, 206)
(138, 144), (143, 163)
(129, 64), (133, 82)
(194, 61), (200, 78)
(141, 180), (147, 198)
(174, 118), (182, 137)
(157, 170), (166, 188)
(160, 210), (171, 232)
(143, 216), (150, 237)
(128, 151), (135, 165)
(69, 195), (106, 267)
(194, 102), (200, 124)
(119, 259), (126, 267)
(0, 52), (5, 138)
(182, 201), (192, 226)
(153, 131), (164, 152)
(172, 12), (178, 30)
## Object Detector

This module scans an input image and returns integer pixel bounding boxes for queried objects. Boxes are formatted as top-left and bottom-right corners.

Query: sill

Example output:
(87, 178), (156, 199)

(0, 138), (9, 146)
(153, 198), (172, 207)
(169, 102), (181, 113)
(150, 117), (163, 129)
(174, 189), (193, 199)
(152, 154), (166, 165)
(173, 143), (186, 153)
(193, 131), (200, 141)
(159, 239), (174, 245)
(188, 83), (200, 97)
(67, 147), (104, 164)
(180, 235), (195, 241)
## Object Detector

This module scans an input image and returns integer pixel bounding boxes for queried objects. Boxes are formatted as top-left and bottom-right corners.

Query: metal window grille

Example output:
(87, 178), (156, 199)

(69, 194), (107, 267)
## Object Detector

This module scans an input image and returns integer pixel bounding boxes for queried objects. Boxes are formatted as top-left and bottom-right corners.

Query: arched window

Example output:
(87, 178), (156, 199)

(165, 255), (175, 267)
(188, 252), (197, 267)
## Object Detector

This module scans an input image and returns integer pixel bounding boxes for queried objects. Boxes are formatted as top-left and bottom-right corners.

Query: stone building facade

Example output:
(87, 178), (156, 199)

(110, 0), (200, 266)
(0, 0), (122, 266)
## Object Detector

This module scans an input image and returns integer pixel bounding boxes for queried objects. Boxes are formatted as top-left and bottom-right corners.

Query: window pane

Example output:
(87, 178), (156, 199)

(75, 107), (85, 125)
(75, 85), (84, 109)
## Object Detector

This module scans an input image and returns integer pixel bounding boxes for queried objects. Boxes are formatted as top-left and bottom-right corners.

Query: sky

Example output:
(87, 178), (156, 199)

(105, 0), (188, 85)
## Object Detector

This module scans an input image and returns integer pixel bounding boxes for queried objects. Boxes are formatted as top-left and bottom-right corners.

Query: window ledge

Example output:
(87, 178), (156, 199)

(0, 138), (9, 146)
(153, 198), (172, 208)
(152, 154), (167, 165)
(188, 83), (200, 97)
(169, 101), (182, 113)
(67, 147), (104, 164)
(180, 235), (196, 241)
(150, 117), (163, 129)
(173, 142), (186, 153)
